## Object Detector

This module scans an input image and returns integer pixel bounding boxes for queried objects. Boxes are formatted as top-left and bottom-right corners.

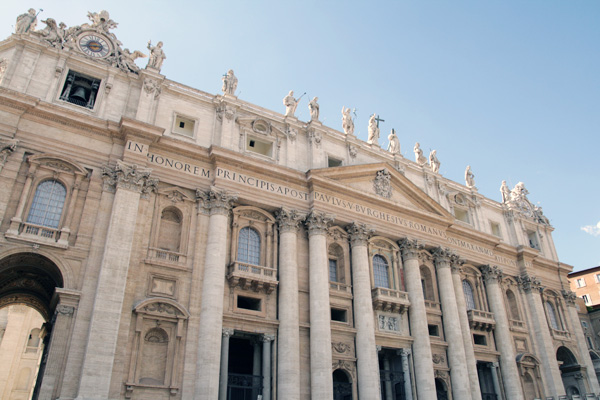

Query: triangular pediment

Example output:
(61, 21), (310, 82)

(308, 163), (453, 220)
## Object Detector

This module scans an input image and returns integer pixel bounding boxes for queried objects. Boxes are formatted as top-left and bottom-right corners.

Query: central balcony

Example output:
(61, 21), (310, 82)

(227, 261), (278, 294)
(371, 287), (410, 313)
(467, 309), (496, 331)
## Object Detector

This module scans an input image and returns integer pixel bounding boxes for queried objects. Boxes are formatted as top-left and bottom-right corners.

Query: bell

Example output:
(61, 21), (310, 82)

(71, 86), (87, 102)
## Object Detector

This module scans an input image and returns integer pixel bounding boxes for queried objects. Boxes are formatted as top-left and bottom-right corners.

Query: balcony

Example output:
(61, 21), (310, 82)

(147, 247), (187, 267)
(551, 328), (571, 341)
(371, 287), (410, 313)
(424, 299), (441, 314)
(509, 319), (527, 332)
(5, 221), (68, 249)
(330, 281), (352, 295)
(227, 261), (278, 294)
(467, 309), (496, 331)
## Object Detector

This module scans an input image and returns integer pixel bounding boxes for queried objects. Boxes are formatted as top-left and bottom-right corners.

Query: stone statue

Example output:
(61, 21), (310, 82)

(146, 41), (166, 70)
(283, 90), (299, 117)
(500, 180), (510, 203)
(414, 142), (427, 166)
(86, 10), (117, 33)
(222, 69), (238, 95)
(15, 8), (38, 34)
(308, 97), (319, 121)
(465, 165), (475, 188)
(429, 150), (440, 173)
(387, 129), (400, 154)
(36, 18), (62, 47)
(341, 106), (354, 136)
(510, 182), (529, 203)
(118, 48), (146, 73)
(367, 114), (380, 145)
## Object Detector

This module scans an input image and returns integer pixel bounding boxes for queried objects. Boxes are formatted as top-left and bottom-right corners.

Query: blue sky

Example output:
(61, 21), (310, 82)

(2, 1), (598, 271)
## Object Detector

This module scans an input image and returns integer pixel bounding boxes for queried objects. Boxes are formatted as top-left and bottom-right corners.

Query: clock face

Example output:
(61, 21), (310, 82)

(78, 34), (111, 58)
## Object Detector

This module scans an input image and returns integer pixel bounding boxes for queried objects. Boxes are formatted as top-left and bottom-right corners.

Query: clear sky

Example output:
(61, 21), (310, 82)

(2, 1), (598, 271)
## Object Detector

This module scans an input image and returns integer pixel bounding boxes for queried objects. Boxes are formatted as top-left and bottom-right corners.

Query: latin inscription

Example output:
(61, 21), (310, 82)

(216, 167), (309, 200)
(126, 141), (210, 178)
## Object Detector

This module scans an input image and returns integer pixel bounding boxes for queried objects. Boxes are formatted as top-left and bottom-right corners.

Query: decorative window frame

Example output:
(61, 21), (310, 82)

(6, 154), (88, 248)
(542, 289), (568, 335)
(171, 112), (198, 139)
(418, 249), (439, 303)
(327, 226), (351, 295)
(461, 264), (487, 311)
(146, 187), (194, 269)
(126, 298), (189, 398)
(447, 192), (477, 226)
(56, 68), (105, 113)
(368, 237), (401, 291)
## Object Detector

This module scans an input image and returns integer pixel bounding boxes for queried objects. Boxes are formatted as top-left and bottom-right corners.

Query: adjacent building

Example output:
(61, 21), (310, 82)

(569, 266), (600, 307)
(0, 8), (598, 400)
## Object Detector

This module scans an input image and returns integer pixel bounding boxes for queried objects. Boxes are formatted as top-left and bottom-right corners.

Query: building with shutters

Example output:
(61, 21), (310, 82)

(0, 8), (598, 400)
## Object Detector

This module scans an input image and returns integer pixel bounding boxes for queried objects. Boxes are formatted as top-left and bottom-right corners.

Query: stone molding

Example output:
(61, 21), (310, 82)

(102, 160), (157, 194)
(517, 274), (542, 293)
(276, 208), (304, 233)
(304, 210), (334, 236)
(398, 238), (422, 261)
(196, 188), (238, 216)
(222, 328), (235, 338)
(561, 289), (577, 306)
(346, 222), (374, 247)
(56, 304), (75, 316)
(480, 265), (503, 284)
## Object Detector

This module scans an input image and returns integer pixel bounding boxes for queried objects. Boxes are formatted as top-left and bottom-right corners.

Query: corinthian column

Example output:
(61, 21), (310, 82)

(433, 248), (471, 400)
(398, 238), (436, 399)
(562, 290), (600, 394)
(517, 274), (564, 398)
(450, 258), (482, 400)
(480, 265), (524, 400)
(194, 189), (237, 400)
(76, 161), (156, 400)
(346, 223), (380, 399)
(275, 208), (304, 400)
(305, 210), (334, 399)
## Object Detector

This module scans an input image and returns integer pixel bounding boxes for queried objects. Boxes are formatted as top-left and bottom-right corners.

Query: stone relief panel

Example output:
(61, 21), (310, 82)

(377, 313), (401, 333)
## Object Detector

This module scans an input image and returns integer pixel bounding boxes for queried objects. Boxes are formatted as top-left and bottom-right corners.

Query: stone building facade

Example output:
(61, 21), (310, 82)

(0, 9), (598, 400)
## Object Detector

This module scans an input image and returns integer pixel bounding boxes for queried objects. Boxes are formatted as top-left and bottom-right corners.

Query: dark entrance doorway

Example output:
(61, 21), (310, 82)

(435, 378), (448, 400)
(0, 252), (63, 400)
(379, 350), (406, 399)
(332, 369), (352, 400)
(477, 361), (498, 400)
(227, 336), (262, 400)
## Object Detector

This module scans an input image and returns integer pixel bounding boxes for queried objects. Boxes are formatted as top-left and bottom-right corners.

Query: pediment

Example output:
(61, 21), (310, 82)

(308, 163), (453, 220)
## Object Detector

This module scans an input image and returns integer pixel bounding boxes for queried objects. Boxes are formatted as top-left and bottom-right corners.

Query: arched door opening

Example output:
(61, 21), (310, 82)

(435, 378), (448, 400)
(332, 369), (352, 400)
(556, 346), (584, 396)
(378, 349), (407, 399)
(0, 253), (63, 400)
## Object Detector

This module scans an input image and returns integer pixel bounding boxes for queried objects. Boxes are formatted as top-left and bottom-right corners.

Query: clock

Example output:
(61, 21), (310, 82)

(78, 34), (111, 58)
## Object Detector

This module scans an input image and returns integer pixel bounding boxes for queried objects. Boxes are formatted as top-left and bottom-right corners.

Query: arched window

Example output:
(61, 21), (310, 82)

(238, 227), (261, 265)
(506, 289), (520, 320)
(420, 266), (435, 301)
(373, 255), (390, 289)
(26, 180), (67, 228)
(463, 280), (476, 310)
(546, 301), (559, 330)
(157, 207), (182, 252)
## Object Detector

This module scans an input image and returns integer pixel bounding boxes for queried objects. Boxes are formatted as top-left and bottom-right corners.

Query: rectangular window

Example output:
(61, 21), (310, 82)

(60, 70), (101, 109)
(331, 308), (347, 323)
(173, 115), (195, 137)
(473, 334), (487, 346)
(527, 231), (540, 250)
(595, 273), (600, 283)
(237, 295), (261, 311)
(576, 278), (587, 288)
(246, 136), (273, 157)
(587, 336), (594, 350)
(490, 222), (502, 238)
(582, 294), (592, 306)
(329, 259), (338, 282)
(428, 324), (439, 337)
(454, 208), (469, 223)
(328, 157), (342, 167)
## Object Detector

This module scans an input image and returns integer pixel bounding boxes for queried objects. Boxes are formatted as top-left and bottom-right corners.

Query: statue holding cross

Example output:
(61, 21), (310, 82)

(368, 113), (383, 145)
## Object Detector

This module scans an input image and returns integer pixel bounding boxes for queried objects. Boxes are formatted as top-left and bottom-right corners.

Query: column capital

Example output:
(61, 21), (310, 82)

(516, 274), (542, 293)
(480, 265), (503, 284)
(222, 328), (235, 338)
(102, 160), (157, 194)
(276, 208), (305, 233)
(346, 222), (374, 247)
(376, 345), (382, 352)
(561, 289), (577, 306)
(304, 210), (334, 236)
(398, 348), (411, 357)
(197, 188), (238, 216)
(432, 247), (455, 269)
(262, 333), (276, 342)
(398, 238), (422, 261)
(450, 255), (464, 274)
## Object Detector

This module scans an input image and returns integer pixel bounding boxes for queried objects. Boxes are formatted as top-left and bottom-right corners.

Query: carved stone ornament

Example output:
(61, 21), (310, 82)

(347, 143), (357, 159)
(331, 360), (356, 379)
(308, 129), (322, 148)
(56, 304), (75, 316)
(505, 182), (550, 225)
(0, 58), (7, 81)
(304, 210), (334, 236)
(262, 333), (275, 342)
(143, 78), (161, 99)
(480, 265), (503, 284)
(432, 353), (446, 365)
(216, 100), (236, 121)
(0, 140), (18, 168)
(449, 255), (464, 274)
(516, 274), (542, 293)
(141, 302), (183, 317)
(434, 369), (448, 380)
(346, 223), (374, 247)
(252, 119), (271, 135)
(332, 342), (352, 354)
(432, 247), (454, 267)
(102, 160), (156, 194)
(166, 190), (185, 203)
(378, 314), (400, 332)
(222, 328), (235, 338)
(276, 208), (304, 233)
(398, 238), (422, 261)
(196, 188), (237, 215)
(561, 289), (577, 306)
(373, 169), (392, 199)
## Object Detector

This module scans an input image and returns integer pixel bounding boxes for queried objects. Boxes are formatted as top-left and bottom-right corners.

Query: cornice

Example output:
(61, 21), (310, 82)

(118, 117), (164, 143)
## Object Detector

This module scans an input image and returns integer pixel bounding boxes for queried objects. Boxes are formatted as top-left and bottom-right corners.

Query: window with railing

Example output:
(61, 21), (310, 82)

(463, 280), (476, 311)
(26, 180), (66, 229)
(237, 227), (261, 265)
(373, 255), (390, 289)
